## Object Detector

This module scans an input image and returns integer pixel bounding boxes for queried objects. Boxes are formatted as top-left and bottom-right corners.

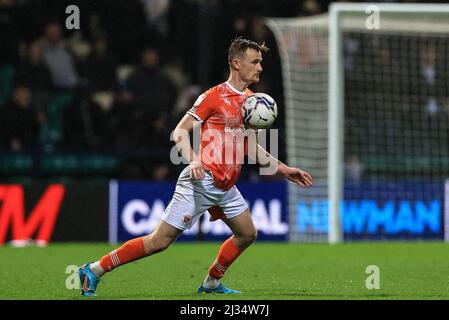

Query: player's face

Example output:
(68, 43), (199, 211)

(238, 48), (263, 84)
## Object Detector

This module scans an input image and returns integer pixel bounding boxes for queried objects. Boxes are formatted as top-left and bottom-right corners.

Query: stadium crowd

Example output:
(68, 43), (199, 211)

(344, 31), (449, 181)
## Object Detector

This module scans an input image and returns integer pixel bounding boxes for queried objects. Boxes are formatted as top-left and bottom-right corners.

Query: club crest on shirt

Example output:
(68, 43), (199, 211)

(224, 119), (245, 133)
(183, 215), (192, 223)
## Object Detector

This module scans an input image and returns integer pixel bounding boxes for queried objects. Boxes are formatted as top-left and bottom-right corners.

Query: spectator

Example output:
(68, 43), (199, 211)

(419, 44), (439, 116)
(152, 163), (170, 181)
(82, 37), (118, 93)
(14, 40), (53, 117)
(232, 16), (251, 39)
(300, 0), (323, 17)
(126, 47), (177, 145)
(127, 47), (177, 114)
(0, 0), (20, 66)
(344, 154), (363, 184)
(107, 89), (146, 148)
(42, 22), (79, 90)
(140, 0), (171, 38)
(0, 85), (40, 152)
(95, 0), (147, 64)
(62, 89), (89, 149)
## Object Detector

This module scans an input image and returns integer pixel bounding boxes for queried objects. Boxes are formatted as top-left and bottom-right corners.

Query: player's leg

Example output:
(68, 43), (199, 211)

(79, 220), (183, 296)
(221, 208), (257, 250)
(92, 220), (182, 274)
(199, 208), (256, 294)
(142, 220), (184, 254)
(79, 165), (209, 296)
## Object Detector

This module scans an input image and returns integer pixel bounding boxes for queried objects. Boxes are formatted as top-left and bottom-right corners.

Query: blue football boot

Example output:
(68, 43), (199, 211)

(78, 263), (100, 297)
(198, 283), (242, 294)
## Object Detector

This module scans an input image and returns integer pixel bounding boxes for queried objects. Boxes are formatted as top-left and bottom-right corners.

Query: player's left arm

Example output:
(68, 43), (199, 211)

(256, 143), (313, 188)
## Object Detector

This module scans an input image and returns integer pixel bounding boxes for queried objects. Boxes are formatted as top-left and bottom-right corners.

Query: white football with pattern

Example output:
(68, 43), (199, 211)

(242, 93), (278, 129)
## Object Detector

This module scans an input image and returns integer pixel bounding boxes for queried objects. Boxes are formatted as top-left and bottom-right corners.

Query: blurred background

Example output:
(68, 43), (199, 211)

(0, 0), (448, 245)
(0, 0), (433, 184)
(0, 0), (302, 183)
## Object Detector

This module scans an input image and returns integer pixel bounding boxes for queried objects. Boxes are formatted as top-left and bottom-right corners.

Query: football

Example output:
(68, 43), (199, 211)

(242, 93), (278, 129)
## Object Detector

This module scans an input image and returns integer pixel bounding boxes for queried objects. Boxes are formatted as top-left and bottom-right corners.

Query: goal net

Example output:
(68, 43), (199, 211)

(266, 4), (449, 242)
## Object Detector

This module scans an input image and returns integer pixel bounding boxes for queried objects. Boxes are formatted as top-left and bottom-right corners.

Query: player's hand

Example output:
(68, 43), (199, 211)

(190, 160), (205, 180)
(282, 166), (313, 188)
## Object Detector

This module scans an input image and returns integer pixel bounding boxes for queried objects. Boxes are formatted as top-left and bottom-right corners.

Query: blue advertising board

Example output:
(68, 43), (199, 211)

(109, 180), (288, 243)
(296, 182), (444, 240)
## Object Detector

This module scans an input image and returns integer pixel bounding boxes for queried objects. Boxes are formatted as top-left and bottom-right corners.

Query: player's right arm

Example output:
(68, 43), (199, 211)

(172, 90), (216, 180)
(173, 114), (205, 180)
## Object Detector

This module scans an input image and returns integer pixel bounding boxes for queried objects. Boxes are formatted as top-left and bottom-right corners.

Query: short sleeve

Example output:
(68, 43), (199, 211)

(186, 91), (215, 123)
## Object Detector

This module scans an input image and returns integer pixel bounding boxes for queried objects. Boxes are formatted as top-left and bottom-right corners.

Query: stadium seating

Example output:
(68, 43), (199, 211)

(0, 153), (34, 176)
(39, 92), (72, 149)
(40, 153), (119, 176)
(362, 155), (449, 179)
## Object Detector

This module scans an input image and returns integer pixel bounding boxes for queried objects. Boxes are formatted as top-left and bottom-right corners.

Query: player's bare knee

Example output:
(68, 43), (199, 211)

(143, 234), (171, 254)
(238, 229), (257, 246)
(152, 238), (171, 253)
(247, 229), (258, 243)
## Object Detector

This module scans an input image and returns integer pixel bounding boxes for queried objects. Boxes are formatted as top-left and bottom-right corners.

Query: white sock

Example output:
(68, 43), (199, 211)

(202, 275), (220, 289)
(89, 261), (105, 278)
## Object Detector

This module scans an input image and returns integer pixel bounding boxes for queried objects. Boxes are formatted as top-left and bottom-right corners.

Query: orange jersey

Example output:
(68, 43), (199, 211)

(187, 82), (253, 191)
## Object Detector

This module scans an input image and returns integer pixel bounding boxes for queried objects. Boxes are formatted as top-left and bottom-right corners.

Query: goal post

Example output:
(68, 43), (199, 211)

(267, 3), (449, 243)
(328, 4), (344, 244)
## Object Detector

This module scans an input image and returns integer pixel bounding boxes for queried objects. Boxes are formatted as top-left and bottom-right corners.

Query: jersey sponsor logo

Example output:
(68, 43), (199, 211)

(224, 119), (245, 133)
(0, 184), (65, 245)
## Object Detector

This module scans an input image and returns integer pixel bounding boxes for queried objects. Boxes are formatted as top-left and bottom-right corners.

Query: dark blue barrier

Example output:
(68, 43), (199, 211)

(109, 180), (288, 243)
(296, 181), (444, 240)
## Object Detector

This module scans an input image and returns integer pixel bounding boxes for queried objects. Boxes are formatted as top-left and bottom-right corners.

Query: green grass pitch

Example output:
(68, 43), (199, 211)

(0, 242), (448, 300)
